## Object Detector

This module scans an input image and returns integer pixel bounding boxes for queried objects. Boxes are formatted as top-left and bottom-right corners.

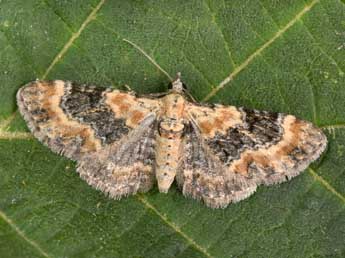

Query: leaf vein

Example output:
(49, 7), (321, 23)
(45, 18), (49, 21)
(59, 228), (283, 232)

(308, 168), (345, 204)
(304, 73), (318, 124)
(182, 53), (214, 89)
(136, 195), (213, 258)
(258, 1), (281, 31)
(41, 0), (106, 79)
(0, 210), (51, 258)
(40, 0), (75, 32)
(0, 30), (39, 75)
(206, 211), (245, 251)
(242, 180), (322, 256)
(65, 39), (118, 87)
(260, 57), (291, 113)
(123, 38), (173, 81)
(322, 124), (345, 130)
(202, 0), (320, 102)
(0, 131), (32, 140)
(0, 112), (17, 131)
(203, 0), (236, 68)
(300, 18), (345, 76)
(115, 209), (148, 239)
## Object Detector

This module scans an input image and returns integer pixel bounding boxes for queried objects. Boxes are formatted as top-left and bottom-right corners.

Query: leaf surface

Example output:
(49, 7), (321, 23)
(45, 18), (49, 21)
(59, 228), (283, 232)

(0, 0), (345, 257)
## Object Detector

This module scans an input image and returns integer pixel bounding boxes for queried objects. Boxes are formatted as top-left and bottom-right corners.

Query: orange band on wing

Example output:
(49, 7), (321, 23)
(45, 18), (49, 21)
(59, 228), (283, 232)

(230, 115), (310, 176)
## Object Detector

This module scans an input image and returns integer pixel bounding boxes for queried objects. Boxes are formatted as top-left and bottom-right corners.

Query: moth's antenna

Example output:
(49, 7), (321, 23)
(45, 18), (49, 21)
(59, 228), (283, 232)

(123, 38), (173, 81)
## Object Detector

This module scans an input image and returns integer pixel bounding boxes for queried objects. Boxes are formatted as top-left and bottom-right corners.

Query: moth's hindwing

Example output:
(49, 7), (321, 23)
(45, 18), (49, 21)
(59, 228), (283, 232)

(77, 114), (157, 198)
(176, 121), (257, 208)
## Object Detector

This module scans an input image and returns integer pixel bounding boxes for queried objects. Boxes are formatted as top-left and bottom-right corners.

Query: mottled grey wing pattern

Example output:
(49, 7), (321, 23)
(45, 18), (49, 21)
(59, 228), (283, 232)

(17, 80), (160, 160)
(17, 79), (327, 208)
(17, 80), (161, 197)
(176, 122), (256, 208)
(17, 80), (103, 160)
(180, 103), (327, 208)
(77, 114), (157, 198)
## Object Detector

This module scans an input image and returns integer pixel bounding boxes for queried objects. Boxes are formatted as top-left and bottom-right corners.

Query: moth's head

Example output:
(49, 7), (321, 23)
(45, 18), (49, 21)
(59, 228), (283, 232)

(168, 72), (187, 93)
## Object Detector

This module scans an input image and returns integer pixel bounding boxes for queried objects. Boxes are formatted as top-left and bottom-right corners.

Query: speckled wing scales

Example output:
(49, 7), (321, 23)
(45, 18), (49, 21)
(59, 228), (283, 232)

(17, 79), (328, 207)
(17, 80), (161, 197)
(77, 114), (157, 198)
(178, 104), (327, 208)
(176, 121), (257, 208)
(17, 80), (103, 160)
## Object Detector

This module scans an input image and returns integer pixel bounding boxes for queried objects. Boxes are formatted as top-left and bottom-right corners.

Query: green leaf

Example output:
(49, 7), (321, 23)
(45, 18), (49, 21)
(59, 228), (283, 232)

(1, 0), (345, 257)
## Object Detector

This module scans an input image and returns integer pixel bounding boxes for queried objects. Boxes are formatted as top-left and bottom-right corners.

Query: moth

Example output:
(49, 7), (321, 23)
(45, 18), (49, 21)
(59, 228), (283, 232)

(17, 74), (327, 208)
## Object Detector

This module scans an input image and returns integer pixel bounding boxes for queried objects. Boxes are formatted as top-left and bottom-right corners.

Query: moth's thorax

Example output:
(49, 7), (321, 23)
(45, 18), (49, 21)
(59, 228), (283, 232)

(155, 93), (186, 193)
(160, 93), (186, 119)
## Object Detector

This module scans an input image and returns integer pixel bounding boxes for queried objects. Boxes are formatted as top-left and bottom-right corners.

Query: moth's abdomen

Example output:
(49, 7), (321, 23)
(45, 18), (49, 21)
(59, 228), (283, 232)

(156, 119), (185, 192)
(155, 93), (186, 193)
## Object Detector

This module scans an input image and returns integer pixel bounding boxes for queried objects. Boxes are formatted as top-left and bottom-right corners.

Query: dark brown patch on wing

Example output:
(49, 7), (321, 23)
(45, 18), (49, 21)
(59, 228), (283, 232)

(242, 108), (282, 145)
(206, 127), (256, 165)
(17, 80), (102, 160)
(77, 114), (157, 199)
(229, 115), (327, 184)
(178, 108), (326, 208)
(176, 122), (257, 208)
(199, 107), (284, 166)
(60, 82), (130, 144)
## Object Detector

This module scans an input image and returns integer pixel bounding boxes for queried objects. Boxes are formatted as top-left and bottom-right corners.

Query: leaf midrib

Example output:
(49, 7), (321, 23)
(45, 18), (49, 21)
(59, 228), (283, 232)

(0, 210), (51, 258)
